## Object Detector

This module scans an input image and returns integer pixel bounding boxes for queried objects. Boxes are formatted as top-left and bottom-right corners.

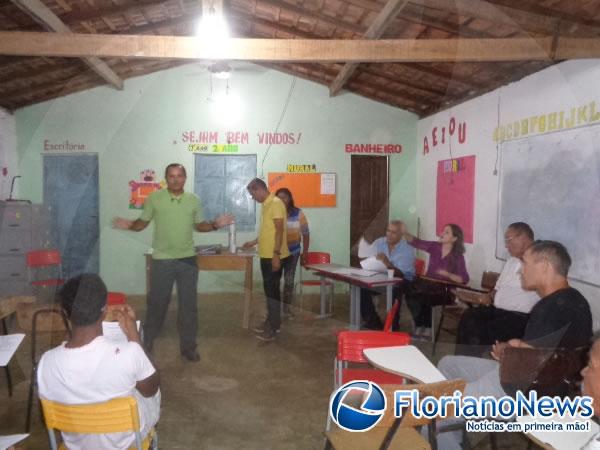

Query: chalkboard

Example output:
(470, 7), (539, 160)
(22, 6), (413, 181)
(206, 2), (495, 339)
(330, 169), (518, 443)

(497, 126), (600, 286)
(194, 154), (256, 231)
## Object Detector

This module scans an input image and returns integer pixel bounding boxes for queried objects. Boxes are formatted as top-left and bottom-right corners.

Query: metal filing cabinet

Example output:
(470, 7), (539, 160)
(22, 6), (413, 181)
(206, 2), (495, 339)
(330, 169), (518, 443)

(0, 201), (53, 296)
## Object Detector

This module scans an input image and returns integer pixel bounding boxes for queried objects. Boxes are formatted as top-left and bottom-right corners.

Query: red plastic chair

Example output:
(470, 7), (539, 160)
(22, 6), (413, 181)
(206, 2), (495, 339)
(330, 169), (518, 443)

(334, 330), (411, 388)
(299, 251), (334, 315)
(414, 257), (426, 277)
(26, 249), (64, 288)
(382, 299), (401, 332)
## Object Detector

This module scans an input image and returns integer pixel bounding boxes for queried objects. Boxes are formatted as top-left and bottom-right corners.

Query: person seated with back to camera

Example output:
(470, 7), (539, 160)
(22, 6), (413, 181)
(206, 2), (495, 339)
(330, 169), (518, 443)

(359, 220), (415, 330)
(37, 273), (160, 450)
(402, 223), (470, 340)
(436, 240), (593, 450)
(456, 222), (540, 356)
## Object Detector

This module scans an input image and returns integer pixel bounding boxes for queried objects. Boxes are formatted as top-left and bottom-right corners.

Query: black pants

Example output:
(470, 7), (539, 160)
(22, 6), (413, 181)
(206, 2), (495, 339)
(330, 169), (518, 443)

(405, 279), (453, 329)
(145, 257), (199, 353)
(260, 257), (287, 331)
(455, 306), (529, 357)
(282, 253), (300, 308)
(360, 285), (404, 330)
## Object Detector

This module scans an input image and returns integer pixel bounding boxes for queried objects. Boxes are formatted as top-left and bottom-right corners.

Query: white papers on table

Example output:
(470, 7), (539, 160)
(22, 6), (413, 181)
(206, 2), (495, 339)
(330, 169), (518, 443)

(102, 321), (141, 343)
(0, 334), (25, 366)
(357, 237), (377, 258)
(0, 434), (29, 450)
(320, 173), (336, 194)
(360, 256), (387, 273)
(332, 268), (378, 277)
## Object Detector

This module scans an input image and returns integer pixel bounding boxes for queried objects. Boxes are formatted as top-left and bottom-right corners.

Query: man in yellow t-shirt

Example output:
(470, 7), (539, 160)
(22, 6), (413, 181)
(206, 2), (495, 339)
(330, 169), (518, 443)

(243, 178), (289, 342)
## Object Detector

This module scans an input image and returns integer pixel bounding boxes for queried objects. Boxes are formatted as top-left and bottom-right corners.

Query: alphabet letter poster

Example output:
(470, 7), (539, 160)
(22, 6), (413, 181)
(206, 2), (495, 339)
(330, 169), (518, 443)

(436, 156), (475, 243)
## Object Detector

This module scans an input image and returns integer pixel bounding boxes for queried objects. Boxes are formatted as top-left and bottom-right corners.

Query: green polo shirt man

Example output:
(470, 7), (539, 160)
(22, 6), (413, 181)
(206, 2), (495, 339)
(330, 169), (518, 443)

(113, 163), (233, 361)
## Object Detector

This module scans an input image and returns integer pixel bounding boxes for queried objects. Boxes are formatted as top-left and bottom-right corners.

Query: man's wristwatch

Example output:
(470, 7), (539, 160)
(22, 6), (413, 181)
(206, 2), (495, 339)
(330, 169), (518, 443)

(273, 251), (281, 256)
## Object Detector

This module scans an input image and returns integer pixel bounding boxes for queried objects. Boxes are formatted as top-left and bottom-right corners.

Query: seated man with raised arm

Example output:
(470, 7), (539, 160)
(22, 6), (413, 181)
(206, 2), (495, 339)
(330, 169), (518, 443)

(359, 220), (415, 330)
(456, 222), (540, 356)
(37, 274), (160, 450)
(437, 240), (593, 450)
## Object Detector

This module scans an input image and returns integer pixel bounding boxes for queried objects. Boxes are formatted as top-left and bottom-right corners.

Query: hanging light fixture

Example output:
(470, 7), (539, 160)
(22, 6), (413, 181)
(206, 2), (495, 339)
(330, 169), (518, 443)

(197, 0), (230, 45)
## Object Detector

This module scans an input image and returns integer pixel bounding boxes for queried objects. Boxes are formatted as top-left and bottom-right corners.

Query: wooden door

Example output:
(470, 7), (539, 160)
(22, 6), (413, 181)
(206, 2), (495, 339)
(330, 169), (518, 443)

(350, 156), (389, 267)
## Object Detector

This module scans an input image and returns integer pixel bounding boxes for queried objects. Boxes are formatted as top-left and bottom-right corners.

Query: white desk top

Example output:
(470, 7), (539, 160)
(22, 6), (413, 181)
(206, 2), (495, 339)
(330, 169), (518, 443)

(516, 413), (599, 450)
(305, 263), (401, 287)
(363, 345), (446, 384)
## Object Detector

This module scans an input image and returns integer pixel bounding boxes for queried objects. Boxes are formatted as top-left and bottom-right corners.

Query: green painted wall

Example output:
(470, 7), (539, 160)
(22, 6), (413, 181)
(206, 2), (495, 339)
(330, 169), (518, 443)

(16, 63), (417, 294)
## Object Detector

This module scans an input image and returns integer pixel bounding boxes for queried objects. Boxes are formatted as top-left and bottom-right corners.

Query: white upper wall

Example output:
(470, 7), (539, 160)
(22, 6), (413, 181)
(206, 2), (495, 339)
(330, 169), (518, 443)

(417, 59), (600, 328)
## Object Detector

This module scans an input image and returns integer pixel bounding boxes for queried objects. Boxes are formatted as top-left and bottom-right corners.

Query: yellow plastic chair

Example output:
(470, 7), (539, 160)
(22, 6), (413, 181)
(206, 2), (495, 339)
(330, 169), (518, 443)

(40, 396), (157, 450)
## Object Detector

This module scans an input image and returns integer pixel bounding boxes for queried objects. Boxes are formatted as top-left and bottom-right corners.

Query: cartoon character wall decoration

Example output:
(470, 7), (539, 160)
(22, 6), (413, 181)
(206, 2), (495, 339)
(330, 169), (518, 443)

(129, 169), (164, 209)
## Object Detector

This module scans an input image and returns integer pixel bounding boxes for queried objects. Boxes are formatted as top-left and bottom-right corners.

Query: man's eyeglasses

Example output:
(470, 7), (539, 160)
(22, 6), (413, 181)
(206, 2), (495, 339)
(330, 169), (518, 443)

(504, 234), (519, 243)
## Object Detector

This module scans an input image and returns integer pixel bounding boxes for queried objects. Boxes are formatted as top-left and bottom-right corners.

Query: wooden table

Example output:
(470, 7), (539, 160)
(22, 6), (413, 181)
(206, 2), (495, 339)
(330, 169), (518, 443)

(363, 345), (446, 384)
(145, 252), (254, 329)
(304, 263), (402, 329)
(0, 295), (35, 396)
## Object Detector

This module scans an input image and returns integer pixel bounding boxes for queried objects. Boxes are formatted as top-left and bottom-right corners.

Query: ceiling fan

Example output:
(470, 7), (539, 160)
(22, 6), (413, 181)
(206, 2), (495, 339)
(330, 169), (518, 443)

(207, 61), (233, 79)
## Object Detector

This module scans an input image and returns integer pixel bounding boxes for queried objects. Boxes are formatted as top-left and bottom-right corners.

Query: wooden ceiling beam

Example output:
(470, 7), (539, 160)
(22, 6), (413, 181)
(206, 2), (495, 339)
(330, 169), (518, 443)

(9, 0), (123, 89)
(329, 0), (410, 96)
(231, 14), (445, 105)
(3, 32), (597, 62)
(206, 10), (481, 94)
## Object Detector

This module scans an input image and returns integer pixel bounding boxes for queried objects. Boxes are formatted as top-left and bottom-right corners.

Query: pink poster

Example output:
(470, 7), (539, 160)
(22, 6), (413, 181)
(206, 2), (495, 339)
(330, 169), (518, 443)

(436, 155), (475, 243)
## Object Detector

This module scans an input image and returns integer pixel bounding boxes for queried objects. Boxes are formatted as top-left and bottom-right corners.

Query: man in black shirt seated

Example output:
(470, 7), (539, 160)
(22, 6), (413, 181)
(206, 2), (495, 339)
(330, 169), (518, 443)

(436, 240), (593, 450)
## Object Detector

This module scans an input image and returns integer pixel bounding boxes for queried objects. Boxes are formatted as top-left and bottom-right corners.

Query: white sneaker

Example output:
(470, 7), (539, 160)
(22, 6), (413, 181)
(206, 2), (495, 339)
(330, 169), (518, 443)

(421, 327), (432, 339)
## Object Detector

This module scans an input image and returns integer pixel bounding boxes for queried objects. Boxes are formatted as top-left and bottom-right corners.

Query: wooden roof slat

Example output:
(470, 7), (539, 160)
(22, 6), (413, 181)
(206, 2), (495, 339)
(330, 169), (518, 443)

(398, 3), (490, 38)
(9, 0), (123, 88)
(254, 0), (363, 34)
(488, 0), (600, 33)
(412, 0), (600, 36)
(329, 0), (410, 96)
